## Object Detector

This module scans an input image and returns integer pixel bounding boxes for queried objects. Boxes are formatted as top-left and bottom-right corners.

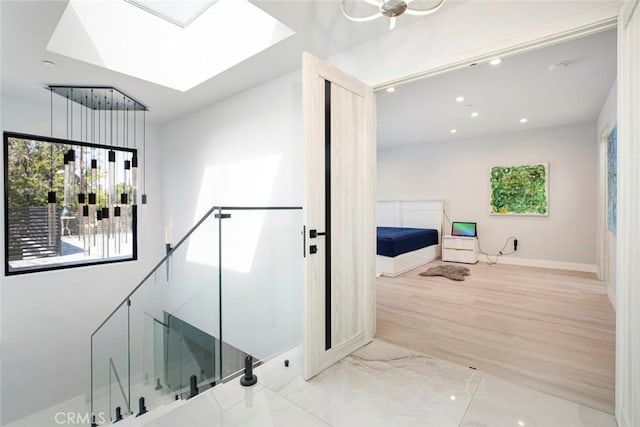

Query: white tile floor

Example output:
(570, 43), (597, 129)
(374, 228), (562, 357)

(122, 340), (618, 427)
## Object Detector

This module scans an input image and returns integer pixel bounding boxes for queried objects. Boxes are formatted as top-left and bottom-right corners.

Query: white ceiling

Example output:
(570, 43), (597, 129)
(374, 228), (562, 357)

(0, 0), (460, 124)
(377, 29), (617, 149)
(46, 0), (296, 92)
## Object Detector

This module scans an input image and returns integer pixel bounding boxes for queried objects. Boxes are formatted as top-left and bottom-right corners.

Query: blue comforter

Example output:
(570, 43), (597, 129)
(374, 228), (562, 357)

(376, 227), (438, 257)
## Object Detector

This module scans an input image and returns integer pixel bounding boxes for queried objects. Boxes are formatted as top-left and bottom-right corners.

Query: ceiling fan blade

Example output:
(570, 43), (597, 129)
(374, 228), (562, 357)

(405, 0), (446, 15)
(389, 17), (397, 29)
(340, 0), (383, 22)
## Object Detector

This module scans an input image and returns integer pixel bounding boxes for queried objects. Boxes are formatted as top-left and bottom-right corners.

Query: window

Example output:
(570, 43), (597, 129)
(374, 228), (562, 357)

(4, 132), (137, 275)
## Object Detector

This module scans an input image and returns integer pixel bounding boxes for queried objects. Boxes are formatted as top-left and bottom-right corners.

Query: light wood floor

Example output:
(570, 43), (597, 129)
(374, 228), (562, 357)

(376, 261), (616, 414)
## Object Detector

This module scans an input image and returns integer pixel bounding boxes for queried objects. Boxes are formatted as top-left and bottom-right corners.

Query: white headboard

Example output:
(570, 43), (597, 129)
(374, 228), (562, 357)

(377, 200), (444, 241)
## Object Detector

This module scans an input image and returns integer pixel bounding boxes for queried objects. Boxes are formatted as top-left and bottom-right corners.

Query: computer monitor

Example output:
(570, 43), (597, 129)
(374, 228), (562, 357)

(451, 222), (477, 237)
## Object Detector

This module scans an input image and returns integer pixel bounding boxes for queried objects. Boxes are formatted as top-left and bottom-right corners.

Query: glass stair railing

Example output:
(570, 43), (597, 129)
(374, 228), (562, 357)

(90, 206), (303, 425)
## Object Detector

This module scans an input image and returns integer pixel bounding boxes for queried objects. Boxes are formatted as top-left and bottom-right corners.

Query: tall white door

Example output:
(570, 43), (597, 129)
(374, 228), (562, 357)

(303, 53), (376, 379)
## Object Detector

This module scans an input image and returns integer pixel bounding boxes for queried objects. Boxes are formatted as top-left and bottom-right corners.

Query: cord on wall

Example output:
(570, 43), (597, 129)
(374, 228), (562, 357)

(443, 205), (452, 231)
(478, 236), (517, 265)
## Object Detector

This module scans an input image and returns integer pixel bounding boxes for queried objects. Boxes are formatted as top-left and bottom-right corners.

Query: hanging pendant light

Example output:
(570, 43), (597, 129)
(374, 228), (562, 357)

(102, 101), (110, 257)
(131, 108), (138, 206)
(96, 146), (105, 258)
(114, 203), (122, 254)
(121, 102), (130, 244)
(48, 88), (58, 247)
(48, 189), (57, 247)
(82, 204), (90, 255)
(81, 98), (90, 254)
(42, 85), (148, 265)
(43, 86), (148, 261)
(78, 100), (87, 241)
(62, 149), (74, 219)
(89, 156), (97, 248)
(65, 148), (76, 219)
(122, 159), (130, 244)
(140, 108), (148, 240)
(112, 99), (122, 254)
(109, 103), (117, 214)
(96, 203), (103, 257)
(141, 109), (147, 205)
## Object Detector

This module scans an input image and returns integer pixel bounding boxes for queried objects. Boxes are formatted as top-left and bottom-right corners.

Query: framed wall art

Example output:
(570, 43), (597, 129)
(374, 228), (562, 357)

(490, 163), (549, 216)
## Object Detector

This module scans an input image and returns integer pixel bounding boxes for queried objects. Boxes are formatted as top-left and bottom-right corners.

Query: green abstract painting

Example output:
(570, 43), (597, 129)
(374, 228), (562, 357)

(490, 163), (549, 216)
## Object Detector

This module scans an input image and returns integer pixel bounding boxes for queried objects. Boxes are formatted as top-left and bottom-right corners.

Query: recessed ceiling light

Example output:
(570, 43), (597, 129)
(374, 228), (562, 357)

(42, 60), (56, 68)
(386, 87), (396, 93)
(450, 129), (457, 134)
(489, 58), (502, 66)
(518, 421), (525, 426)
(449, 395), (456, 400)
(520, 118), (528, 123)
(471, 112), (479, 118)
(455, 96), (464, 102)
(548, 61), (569, 72)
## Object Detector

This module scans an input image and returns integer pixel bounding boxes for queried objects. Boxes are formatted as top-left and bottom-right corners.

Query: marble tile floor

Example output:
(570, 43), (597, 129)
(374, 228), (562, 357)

(119, 340), (618, 427)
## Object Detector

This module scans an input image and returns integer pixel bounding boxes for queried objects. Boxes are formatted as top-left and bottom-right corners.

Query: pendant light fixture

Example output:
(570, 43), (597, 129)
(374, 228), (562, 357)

(48, 88), (57, 247)
(78, 97), (86, 232)
(122, 100), (130, 244)
(142, 108), (147, 206)
(81, 95), (90, 254)
(132, 108), (138, 206)
(101, 101), (110, 257)
(46, 85), (148, 263)
(339, 0), (446, 30)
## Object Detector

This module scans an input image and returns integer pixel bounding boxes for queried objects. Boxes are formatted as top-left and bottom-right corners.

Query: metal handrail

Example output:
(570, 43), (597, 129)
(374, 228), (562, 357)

(91, 205), (302, 337)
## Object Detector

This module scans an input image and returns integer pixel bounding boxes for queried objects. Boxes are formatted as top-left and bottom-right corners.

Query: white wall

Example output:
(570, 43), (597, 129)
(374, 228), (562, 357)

(0, 0), (622, 423)
(596, 81), (617, 308)
(0, 92), (164, 425)
(159, 70), (303, 230)
(378, 122), (598, 269)
(157, 71), (304, 360)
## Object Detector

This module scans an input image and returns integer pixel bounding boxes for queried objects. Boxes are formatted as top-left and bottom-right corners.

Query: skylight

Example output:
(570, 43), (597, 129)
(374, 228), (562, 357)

(125, 0), (218, 28)
(47, 0), (295, 92)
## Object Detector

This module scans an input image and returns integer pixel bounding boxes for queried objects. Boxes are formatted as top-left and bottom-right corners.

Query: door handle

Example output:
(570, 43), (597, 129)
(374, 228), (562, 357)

(309, 229), (326, 238)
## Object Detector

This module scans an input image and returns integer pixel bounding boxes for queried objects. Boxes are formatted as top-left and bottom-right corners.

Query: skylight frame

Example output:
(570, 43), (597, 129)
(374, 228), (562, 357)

(46, 0), (295, 92)
(124, 0), (219, 28)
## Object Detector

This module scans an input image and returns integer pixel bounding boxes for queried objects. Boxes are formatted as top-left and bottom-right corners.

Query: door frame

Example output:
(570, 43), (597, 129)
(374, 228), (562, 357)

(364, 5), (625, 425)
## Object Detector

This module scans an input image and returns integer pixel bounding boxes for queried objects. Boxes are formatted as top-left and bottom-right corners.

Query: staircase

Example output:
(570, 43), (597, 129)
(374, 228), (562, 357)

(89, 205), (303, 425)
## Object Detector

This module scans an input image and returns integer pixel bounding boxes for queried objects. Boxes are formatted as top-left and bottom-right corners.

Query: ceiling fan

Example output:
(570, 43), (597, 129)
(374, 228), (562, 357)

(340, 0), (446, 30)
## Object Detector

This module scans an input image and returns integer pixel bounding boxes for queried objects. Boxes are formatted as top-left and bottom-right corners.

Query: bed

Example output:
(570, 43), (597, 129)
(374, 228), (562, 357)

(376, 200), (443, 277)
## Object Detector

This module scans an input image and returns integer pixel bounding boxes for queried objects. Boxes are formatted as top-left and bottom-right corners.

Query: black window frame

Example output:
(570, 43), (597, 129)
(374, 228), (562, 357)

(3, 131), (138, 276)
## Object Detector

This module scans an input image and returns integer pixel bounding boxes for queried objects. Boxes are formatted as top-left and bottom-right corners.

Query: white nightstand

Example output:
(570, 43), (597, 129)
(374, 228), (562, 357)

(442, 235), (479, 264)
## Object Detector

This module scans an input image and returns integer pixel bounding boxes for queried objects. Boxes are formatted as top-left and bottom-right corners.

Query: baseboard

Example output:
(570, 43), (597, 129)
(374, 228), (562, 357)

(479, 255), (597, 273)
